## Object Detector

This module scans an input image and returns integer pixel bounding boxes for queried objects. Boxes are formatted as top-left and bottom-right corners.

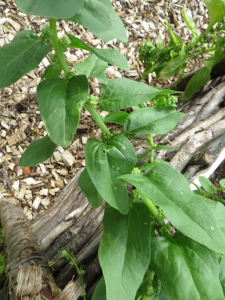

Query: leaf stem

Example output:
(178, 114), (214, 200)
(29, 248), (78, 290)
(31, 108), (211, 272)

(140, 193), (165, 226)
(84, 103), (110, 135)
(148, 134), (155, 163)
(49, 19), (71, 73)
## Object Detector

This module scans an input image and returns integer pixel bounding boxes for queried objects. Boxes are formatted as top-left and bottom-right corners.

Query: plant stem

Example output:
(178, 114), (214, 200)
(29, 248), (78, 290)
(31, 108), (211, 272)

(49, 19), (71, 73)
(84, 103), (110, 135)
(140, 193), (165, 226)
(149, 134), (155, 163)
(142, 271), (155, 300)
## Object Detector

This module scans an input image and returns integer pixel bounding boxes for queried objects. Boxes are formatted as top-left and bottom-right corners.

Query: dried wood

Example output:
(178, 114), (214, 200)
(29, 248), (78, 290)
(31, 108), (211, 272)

(170, 119), (225, 172)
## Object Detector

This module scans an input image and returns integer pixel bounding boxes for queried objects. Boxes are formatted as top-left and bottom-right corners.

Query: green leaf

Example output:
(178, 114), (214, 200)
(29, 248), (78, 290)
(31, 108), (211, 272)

(204, 39), (225, 70)
(67, 0), (127, 43)
(85, 134), (136, 214)
(123, 106), (184, 135)
(99, 203), (151, 300)
(78, 168), (103, 208)
(137, 154), (150, 159)
(220, 179), (225, 188)
(37, 76), (88, 147)
(204, 0), (225, 33)
(175, 62), (187, 86)
(166, 23), (182, 45)
(156, 34), (164, 50)
(92, 277), (107, 300)
(202, 198), (225, 237)
(16, 0), (84, 19)
(154, 145), (179, 151)
(151, 233), (225, 300)
(99, 78), (180, 111)
(219, 255), (225, 296)
(0, 30), (52, 88)
(0, 255), (5, 278)
(181, 67), (211, 100)
(103, 111), (129, 125)
(199, 176), (216, 193)
(41, 64), (62, 80)
(68, 34), (129, 71)
(74, 54), (108, 84)
(129, 135), (147, 141)
(159, 55), (190, 79)
(183, 6), (198, 36)
(119, 164), (225, 254)
(19, 135), (56, 167)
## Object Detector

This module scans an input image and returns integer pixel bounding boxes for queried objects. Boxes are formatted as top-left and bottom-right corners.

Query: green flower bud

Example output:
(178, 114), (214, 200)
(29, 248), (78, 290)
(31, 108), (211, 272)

(40, 25), (54, 41)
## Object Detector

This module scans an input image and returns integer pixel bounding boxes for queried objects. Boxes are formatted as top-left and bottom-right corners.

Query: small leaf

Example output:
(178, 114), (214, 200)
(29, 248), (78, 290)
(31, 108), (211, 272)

(175, 62), (187, 86)
(74, 54), (108, 84)
(204, 0), (225, 33)
(37, 76), (88, 147)
(220, 179), (225, 188)
(151, 233), (225, 300)
(41, 64), (62, 80)
(16, 0), (84, 19)
(181, 67), (211, 100)
(99, 203), (151, 300)
(92, 277), (107, 300)
(137, 154), (150, 159)
(99, 78), (180, 111)
(78, 168), (103, 208)
(124, 106), (184, 135)
(166, 23), (182, 45)
(0, 30), (52, 88)
(199, 176), (216, 193)
(67, 0), (127, 42)
(0, 255), (5, 278)
(156, 34), (164, 50)
(19, 135), (56, 167)
(68, 34), (129, 71)
(119, 164), (225, 254)
(159, 55), (190, 79)
(85, 134), (136, 214)
(154, 145), (179, 151)
(183, 6), (198, 36)
(103, 111), (129, 125)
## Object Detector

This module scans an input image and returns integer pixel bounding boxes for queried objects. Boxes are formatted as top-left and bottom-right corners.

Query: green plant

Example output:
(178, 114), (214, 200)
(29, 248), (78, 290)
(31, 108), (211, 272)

(1, 1), (225, 299)
(139, 0), (225, 100)
(49, 247), (86, 299)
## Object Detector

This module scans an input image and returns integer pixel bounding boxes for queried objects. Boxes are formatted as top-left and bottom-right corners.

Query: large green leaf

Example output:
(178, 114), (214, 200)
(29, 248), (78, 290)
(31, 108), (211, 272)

(159, 55), (190, 79)
(151, 233), (225, 300)
(202, 198), (225, 237)
(68, 34), (129, 71)
(123, 106), (184, 135)
(92, 277), (107, 300)
(219, 255), (225, 296)
(74, 54), (108, 84)
(0, 255), (5, 278)
(181, 67), (211, 100)
(103, 111), (129, 125)
(16, 0), (84, 19)
(85, 134), (136, 214)
(99, 203), (152, 300)
(19, 135), (56, 167)
(204, 0), (225, 33)
(78, 168), (103, 208)
(37, 76), (88, 147)
(99, 78), (180, 111)
(0, 30), (52, 88)
(119, 164), (225, 254)
(67, 0), (127, 42)
(182, 40), (225, 100)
